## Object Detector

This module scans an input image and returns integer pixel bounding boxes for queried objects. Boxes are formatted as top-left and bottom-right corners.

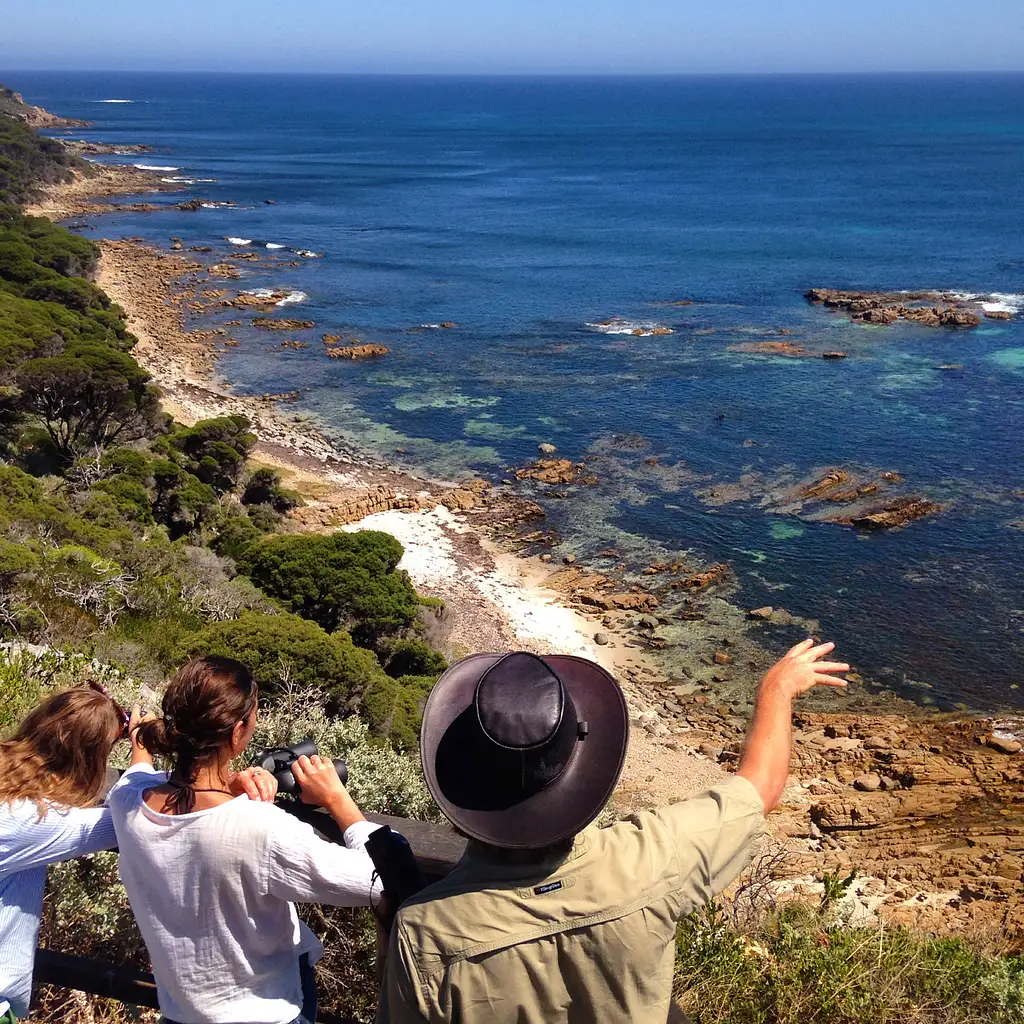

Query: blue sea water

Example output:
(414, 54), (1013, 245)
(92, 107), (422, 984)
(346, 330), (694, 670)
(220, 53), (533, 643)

(7, 71), (1024, 710)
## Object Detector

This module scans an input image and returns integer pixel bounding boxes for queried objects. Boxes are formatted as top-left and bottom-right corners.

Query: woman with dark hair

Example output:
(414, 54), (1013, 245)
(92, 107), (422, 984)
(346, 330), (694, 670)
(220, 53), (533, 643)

(0, 681), (145, 1022)
(110, 655), (382, 1024)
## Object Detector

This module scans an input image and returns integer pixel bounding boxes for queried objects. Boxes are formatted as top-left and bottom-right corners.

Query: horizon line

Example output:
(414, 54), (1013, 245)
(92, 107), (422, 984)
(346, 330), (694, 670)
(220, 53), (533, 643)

(4, 67), (1024, 78)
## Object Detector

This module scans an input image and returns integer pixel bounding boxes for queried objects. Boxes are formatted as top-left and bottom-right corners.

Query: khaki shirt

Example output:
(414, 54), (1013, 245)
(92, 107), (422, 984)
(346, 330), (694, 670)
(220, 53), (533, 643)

(378, 775), (764, 1024)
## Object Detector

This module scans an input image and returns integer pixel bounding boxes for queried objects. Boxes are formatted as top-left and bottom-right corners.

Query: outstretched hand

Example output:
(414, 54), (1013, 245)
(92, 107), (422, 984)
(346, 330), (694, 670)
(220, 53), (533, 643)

(760, 638), (849, 699)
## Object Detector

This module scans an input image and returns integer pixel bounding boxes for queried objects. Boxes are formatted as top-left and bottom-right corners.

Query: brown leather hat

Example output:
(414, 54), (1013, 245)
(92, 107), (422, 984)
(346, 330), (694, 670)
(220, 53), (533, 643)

(419, 652), (630, 849)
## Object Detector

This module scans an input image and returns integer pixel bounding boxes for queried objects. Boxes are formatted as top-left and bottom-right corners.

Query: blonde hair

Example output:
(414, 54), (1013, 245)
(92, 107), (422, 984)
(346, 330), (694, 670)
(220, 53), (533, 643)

(0, 688), (122, 813)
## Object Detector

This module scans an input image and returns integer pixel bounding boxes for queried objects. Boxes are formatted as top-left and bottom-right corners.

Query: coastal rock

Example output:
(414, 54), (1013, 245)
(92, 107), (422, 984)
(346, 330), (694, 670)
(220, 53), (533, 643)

(0, 86), (91, 128)
(805, 288), (982, 328)
(748, 606), (774, 619)
(854, 773), (883, 793)
(986, 735), (1022, 755)
(514, 458), (595, 485)
(326, 344), (389, 360)
(729, 340), (809, 357)
(674, 563), (730, 590)
(822, 351), (848, 359)
(290, 486), (422, 528)
(850, 496), (942, 530)
(538, 442), (558, 454)
(578, 590), (659, 612)
(594, 632), (611, 646)
(985, 310), (1012, 320)
(209, 264), (243, 280)
(252, 317), (315, 330)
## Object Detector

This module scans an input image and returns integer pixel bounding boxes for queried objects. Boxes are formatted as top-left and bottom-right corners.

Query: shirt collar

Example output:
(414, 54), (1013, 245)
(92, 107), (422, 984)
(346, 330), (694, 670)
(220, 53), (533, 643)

(458, 826), (592, 882)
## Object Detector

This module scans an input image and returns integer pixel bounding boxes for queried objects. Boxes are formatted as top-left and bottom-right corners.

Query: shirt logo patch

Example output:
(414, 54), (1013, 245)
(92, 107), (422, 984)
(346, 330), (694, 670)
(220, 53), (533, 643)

(533, 881), (563, 895)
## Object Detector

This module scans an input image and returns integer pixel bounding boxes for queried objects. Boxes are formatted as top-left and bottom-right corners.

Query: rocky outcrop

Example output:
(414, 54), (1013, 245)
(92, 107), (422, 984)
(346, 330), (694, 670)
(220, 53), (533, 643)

(252, 317), (315, 330)
(805, 288), (981, 328)
(326, 344), (389, 360)
(514, 458), (597, 485)
(290, 487), (422, 528)
(0, 86), (92, 128)
(850, 497), (942, 530)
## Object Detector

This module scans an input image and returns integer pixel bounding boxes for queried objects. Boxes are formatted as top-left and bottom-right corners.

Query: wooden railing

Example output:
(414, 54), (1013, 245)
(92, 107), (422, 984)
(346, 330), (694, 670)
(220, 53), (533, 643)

(34, 807), (465, 1022)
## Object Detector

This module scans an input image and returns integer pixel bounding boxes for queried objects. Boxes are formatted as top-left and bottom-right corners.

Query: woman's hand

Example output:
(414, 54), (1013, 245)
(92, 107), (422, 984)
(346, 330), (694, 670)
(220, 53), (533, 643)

(128, 703), (157, 766)
(230, 766), (279, 803)
(292, 754), (366, 830)
(759, 638), (849, 700)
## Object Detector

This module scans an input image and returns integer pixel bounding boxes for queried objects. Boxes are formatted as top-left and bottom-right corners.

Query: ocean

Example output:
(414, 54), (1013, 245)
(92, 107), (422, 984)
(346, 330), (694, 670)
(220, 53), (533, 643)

(8, 71), (1024, 711)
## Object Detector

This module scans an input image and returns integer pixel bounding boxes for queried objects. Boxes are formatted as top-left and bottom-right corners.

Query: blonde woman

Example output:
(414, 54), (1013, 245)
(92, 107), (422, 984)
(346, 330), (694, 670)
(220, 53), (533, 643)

(0, 682), (137, 1021)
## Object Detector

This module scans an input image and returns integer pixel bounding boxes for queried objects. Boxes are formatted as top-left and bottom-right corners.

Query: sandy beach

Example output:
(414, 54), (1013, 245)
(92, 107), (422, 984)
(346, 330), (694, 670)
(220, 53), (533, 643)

(26, 152), (1024, 942)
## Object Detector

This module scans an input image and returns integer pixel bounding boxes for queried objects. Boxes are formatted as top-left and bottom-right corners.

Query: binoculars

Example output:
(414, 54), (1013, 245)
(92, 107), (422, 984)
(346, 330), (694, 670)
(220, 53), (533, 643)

(255, 737), (424, 929)
(255, 737), (348, 796)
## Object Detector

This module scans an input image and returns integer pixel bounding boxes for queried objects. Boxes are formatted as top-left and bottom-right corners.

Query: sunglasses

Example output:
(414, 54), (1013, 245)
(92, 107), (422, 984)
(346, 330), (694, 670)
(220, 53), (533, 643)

(86, 679), (131, 739)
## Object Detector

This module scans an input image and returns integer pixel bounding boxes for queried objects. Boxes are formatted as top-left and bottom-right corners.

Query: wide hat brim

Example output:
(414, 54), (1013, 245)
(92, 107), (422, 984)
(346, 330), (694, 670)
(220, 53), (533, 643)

(420, 653), (630, 849)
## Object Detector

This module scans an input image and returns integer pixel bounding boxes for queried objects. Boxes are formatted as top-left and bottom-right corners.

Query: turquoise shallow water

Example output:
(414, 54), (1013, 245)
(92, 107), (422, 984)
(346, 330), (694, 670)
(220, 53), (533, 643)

(8, 71), (1024, 710)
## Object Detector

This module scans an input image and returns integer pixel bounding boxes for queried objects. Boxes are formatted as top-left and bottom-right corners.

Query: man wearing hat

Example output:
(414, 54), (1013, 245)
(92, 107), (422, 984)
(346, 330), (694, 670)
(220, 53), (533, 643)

(378, 638), (847, 1023)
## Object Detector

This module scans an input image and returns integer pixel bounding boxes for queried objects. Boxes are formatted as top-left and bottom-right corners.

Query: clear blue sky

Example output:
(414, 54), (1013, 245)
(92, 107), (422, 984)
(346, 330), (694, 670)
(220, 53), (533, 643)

(2, 0), (1023, 75)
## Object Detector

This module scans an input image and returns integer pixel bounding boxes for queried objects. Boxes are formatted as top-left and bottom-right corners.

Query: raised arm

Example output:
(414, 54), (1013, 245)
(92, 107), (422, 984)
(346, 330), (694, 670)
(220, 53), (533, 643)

(737, 639), (849, 813)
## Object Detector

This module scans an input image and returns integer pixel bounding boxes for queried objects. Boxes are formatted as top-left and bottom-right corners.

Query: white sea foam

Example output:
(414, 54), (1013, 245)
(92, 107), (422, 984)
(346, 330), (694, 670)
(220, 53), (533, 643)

(585, 318), (673, 336)
(983, 293), (1024, 314)
(276, 291), (308, 306)
(226, 237), (253, 246)
(952, 291), (1024, 314)
(160, 176), (217, 184)
(134, 163), (179, 171)
(294, 249), (323, 259)
(265, 242), (286, 249)
(96, 99), (133, 103)
(242, 289), (277, 299)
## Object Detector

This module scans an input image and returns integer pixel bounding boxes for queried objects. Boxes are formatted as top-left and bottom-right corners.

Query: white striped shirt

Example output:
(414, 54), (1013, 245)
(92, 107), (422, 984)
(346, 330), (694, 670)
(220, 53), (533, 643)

(0, 798), (117, 1017)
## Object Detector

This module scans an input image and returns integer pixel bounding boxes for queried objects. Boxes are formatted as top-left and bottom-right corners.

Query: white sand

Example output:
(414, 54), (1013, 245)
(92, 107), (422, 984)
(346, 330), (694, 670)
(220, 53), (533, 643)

(344, 506), (600, 659)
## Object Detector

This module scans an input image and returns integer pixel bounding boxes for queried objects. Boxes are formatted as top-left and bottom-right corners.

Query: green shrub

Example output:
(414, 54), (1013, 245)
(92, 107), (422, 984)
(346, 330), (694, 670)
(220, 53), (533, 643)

(674, 901), (1024, 1024)
(184, 611), (384, 709)
(381, 637), (447, 679)
(242, 466), (303, 513)
(160, 415), (255, 495)
(239, 529), (419, 645)
(358, 672), (433, 751)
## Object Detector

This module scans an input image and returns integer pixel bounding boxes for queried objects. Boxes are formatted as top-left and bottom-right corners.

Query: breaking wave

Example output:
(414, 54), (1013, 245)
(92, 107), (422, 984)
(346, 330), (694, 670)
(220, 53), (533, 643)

(226, 237), (253, 246)
(276, 291), (308, 306)
(585, 318), (674, 336)
(134, 163), (179, 171)
(951, 291), (1024, 314)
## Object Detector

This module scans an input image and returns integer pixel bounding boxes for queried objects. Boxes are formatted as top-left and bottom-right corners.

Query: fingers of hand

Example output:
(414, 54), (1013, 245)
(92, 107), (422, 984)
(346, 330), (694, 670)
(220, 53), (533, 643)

(803, 641), (836, 662)
(815, 676), (849, 687)
(236, 771), (261, 800)
(252, 768), (276, 802)
(814, 662), (849, 674)
(291, 755), (312, 781)
(786, 638), (816, 658)
(129, 702), (143, 729)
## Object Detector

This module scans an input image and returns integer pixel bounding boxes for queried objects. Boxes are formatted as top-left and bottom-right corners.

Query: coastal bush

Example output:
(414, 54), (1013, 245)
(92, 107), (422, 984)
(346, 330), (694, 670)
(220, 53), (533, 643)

(239, 529), (419, 644)
(16, 343), (162, 463)
(358, 672), (434, 751)
(0, 206), (99, 279)
(241, 465), (303, 513)
(160, 414), (256, 495)
(380, 636), (448, 679)
(674, 900), (1024, 1023)
(0, 118), (82, 205)
(183, 611), (385, 708)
